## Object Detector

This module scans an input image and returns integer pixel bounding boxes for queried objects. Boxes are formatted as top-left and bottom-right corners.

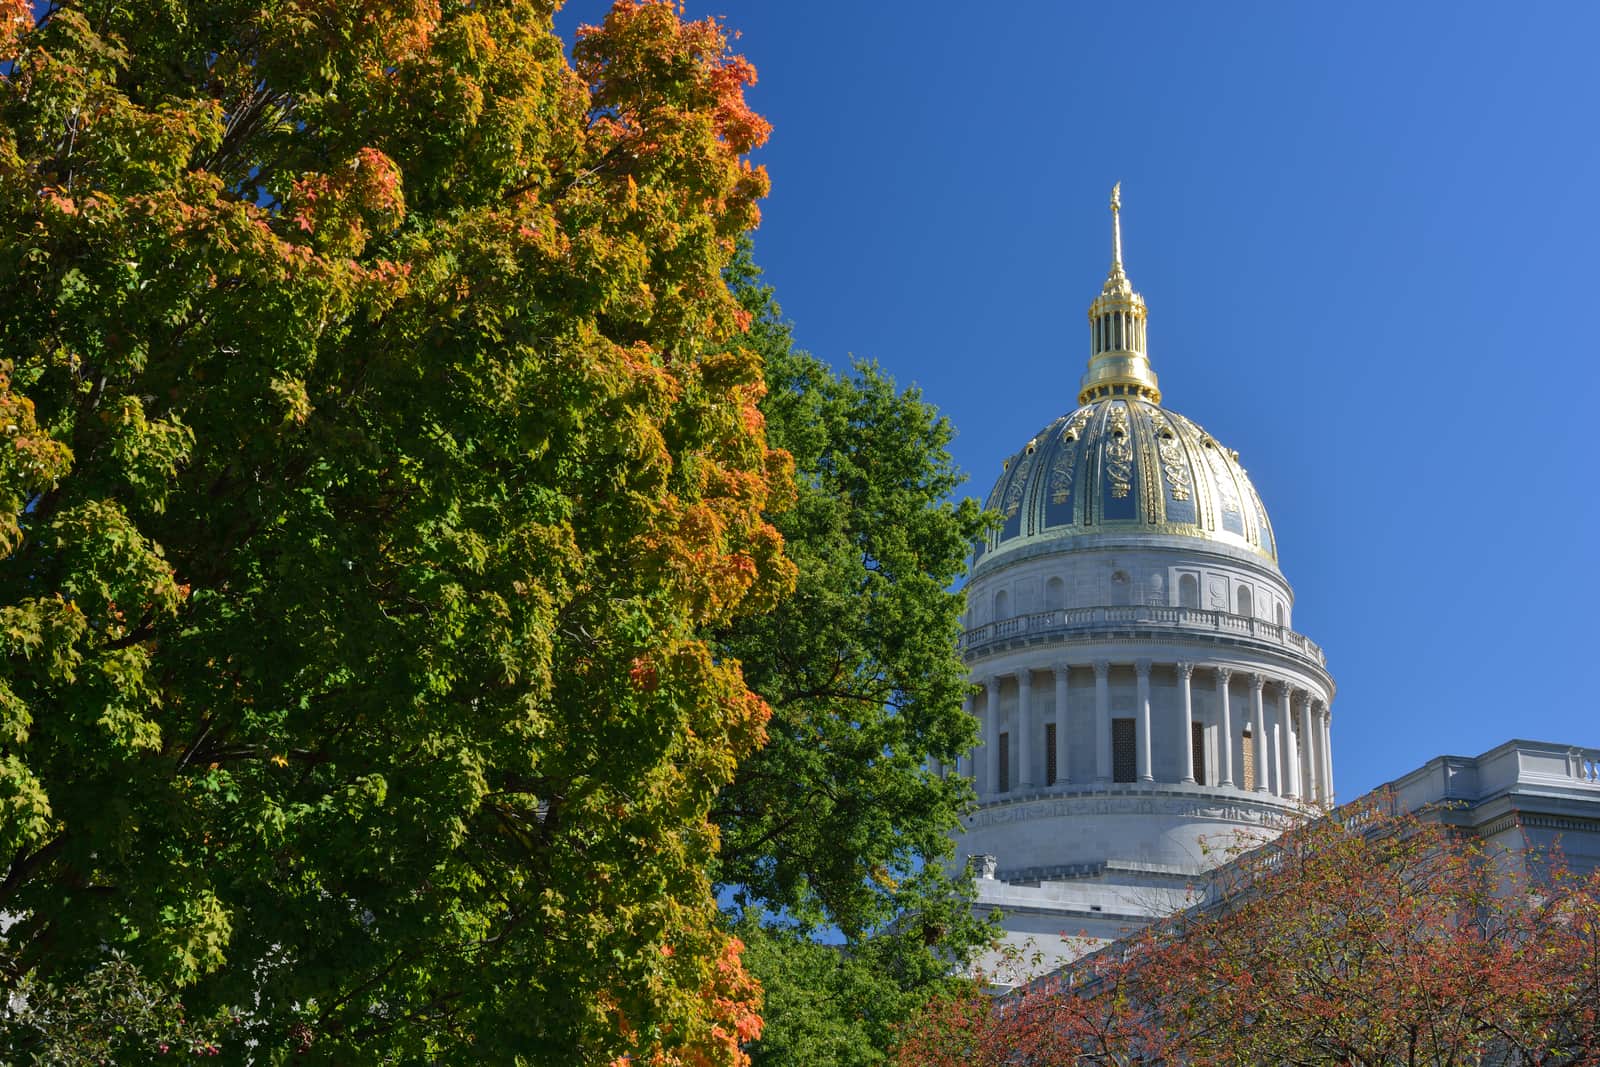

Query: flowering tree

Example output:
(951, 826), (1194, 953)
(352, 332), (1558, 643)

(892, 800), (1600, 1066)
(0, 1), (789, 1062)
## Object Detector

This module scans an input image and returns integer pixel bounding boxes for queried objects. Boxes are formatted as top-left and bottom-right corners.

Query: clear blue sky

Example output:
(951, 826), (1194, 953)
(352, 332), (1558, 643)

(560, 3), (1600, 798)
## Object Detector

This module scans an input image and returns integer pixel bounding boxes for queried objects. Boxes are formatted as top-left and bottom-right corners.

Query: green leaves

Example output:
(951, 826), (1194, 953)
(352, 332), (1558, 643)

(713, 248), (984, 933)
(709, 247), (995, 1061)
(1, 952), (227, 1062)
(0, 2), (785, 1063)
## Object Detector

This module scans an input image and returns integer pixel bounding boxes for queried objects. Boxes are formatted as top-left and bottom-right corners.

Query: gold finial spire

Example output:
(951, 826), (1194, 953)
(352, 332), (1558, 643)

(1110, 182), (1124, 274)
(1079, 184), (1160, 405)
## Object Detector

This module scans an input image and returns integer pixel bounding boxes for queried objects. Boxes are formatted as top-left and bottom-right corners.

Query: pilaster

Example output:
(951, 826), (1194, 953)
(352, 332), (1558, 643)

(1178, 662), (1196, 784)
(1017, 670), (1036, 789)
(984, 675), (1001, 799)
(1136, 659), (1153, 783)
(1250, 674), (1268, 794)
(1215, 668), (1234, 787)
(1053, 662), (1070, 787)
(1094, 660), (1111, 783)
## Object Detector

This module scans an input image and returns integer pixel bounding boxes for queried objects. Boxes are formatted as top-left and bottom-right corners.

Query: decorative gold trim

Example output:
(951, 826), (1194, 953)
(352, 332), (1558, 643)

(1105, 402), (1133, 499)
(1154, 412), (1192, 501)
(1138, 406), (1162, 525)
(1049, 410), (1092, 505)
(1199, 436), (1241, 516)
(1001, 442), (1037, 518)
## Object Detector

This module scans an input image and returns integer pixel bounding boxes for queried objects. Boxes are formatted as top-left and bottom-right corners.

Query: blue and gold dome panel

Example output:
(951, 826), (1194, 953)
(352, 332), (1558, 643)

(976, 397), (1277, 566)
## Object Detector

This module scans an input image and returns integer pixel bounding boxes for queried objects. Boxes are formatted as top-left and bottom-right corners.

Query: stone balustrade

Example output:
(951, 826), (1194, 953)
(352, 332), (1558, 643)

(961, 605), (1327, 667)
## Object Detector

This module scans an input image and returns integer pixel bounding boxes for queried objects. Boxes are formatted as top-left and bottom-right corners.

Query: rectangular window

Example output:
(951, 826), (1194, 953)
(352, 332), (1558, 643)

(998, 731), (1010, 793)
(1112, 718), (1136, 783)
(1045, 723), (1058, 786)
(1192, 721), (1207, 784)
(1242, 730), (1256, 792)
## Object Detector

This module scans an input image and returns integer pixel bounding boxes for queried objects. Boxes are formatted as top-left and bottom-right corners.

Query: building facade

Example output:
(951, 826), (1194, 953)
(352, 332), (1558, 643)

(948, 187), (1600, 979)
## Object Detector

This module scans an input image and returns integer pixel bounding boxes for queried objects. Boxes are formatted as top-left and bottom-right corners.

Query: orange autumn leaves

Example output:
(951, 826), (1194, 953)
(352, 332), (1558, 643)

(893, 799), (1600, 1066)
(0, 0), (26, 56)
(289, 147), (407, 257)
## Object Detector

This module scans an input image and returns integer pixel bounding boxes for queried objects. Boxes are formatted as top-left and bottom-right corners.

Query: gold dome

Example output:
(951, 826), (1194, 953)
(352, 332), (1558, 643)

(974, 396), (1278, 569)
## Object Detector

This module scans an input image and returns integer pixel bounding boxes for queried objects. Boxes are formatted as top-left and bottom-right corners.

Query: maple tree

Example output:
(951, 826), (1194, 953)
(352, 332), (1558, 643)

(712, 251), (986, 936)
(891, 799), (1600, 1066)
(0, 1), (791, 1062)
(708, 249), (995, 1065)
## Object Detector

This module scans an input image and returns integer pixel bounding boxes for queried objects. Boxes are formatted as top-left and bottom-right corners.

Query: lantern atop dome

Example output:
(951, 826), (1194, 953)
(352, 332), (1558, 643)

(1079, 184), (1161, 405)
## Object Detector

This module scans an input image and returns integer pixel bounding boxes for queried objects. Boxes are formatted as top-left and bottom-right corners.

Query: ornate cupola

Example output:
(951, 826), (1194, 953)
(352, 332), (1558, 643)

(1079, 183), (1160, 405)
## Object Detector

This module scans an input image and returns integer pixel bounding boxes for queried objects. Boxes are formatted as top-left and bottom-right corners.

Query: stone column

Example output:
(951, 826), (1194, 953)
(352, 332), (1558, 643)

(1320, 702), (1335, 804)
(983, 675), (1001, 799)
(1292, 694), (1305, 799)
(1215, 668), (1234, 786)
(1250, 674), (1268, 794)
(1053, 662), (1070, 788)
(1308, 702), (1322, 800)
(1016, 670), (1035, 790)
(1273, 710), (1286, 793)
(1178, 663), (1196, 784)
(1135, 659), (1153, 782)
(957, 692), (974, 780)
(1280, 683), (1300, 801)
(1094, 660), (1111, 783)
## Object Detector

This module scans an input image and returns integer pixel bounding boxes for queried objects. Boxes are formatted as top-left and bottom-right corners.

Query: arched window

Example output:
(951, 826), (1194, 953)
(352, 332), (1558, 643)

(994, 589), (1009, 621)
(1179, 574), (1199, 609)
(1275, 601), (1286, 627)
(1045, 577), (1066, 611)
(1236, 585), (1253, 618)
(1110, 570), (1131, 606)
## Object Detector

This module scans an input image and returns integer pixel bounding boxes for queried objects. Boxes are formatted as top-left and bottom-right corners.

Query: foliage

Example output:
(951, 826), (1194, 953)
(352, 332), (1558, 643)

(891, 798), (1600, 1066)
(0, 1), (790, 1062)
(733, 920), (887, 1067)
(1, 952), (226, 1063)
(733, 868), (994, 1067)
(704, 251), (994, 1062)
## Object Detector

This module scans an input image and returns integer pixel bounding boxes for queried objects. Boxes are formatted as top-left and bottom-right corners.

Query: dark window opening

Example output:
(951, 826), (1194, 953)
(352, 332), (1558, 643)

(1112, 718), (1136, 783)
(998, 731), (1010, 793)
(1192, 721), (1207, 784)
(1046, 723), (1058, 786)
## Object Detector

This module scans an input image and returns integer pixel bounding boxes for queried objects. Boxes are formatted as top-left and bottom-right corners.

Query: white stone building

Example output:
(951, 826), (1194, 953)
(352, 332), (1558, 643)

(948, 188), (1599, 976)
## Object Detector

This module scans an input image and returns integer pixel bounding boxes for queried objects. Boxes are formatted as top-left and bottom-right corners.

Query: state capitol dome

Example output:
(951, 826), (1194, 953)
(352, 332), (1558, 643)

(975, 181), (1275, 572)
(975, 398), (1277, 570)
(949, 187), (1335, 974)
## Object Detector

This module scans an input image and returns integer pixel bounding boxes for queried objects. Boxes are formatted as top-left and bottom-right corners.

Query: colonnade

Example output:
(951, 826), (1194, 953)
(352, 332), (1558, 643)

(938, 661), (1333, 808)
